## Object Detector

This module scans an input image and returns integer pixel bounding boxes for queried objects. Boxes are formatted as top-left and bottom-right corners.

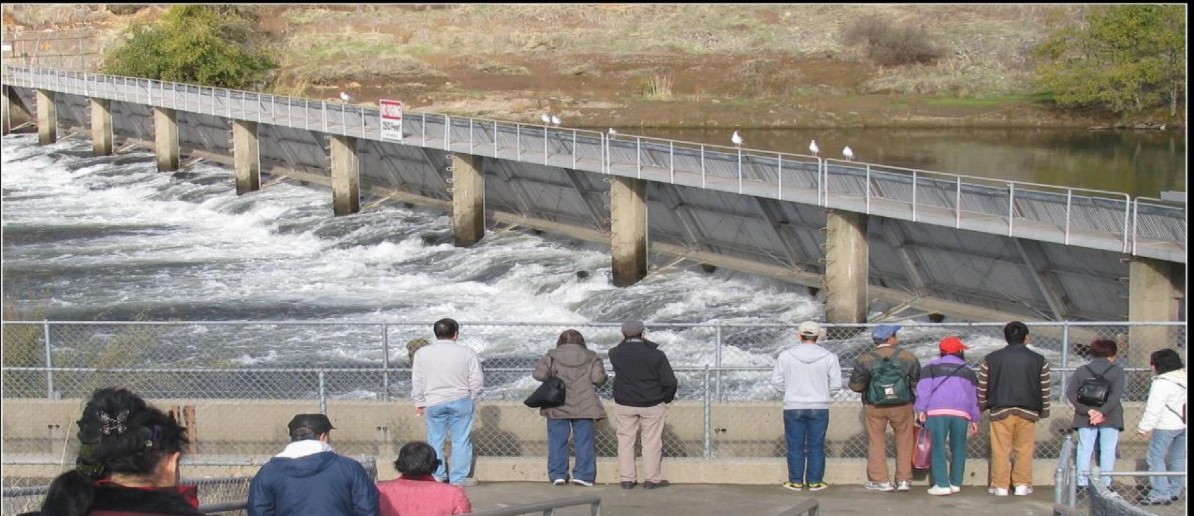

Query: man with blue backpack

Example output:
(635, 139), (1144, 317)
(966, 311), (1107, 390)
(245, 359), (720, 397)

(848, 324), (922, 493)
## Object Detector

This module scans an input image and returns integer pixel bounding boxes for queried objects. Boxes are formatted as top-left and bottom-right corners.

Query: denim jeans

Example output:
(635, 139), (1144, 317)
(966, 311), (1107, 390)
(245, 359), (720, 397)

(1075, 426), (1119, 487)
(783, 409), (830, 484)
(425, 396), (476, 484)
(1145, 428), (1187, 500)
(547, 418), (596, 483)
(925, 416), (969, 488)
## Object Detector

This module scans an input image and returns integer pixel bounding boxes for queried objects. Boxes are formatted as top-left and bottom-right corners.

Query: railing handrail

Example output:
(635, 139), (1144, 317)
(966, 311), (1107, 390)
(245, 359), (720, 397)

(463, 494), (602, 516)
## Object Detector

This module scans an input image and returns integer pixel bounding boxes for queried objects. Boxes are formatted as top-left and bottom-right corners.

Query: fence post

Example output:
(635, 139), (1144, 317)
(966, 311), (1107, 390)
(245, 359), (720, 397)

(43, 321), (54, 399)
(1059, 323), (1070, 399)
(702, 365), (712, 459)
(382, 323), (390, 403)
(319, 370), (327, 414)
(715, 325), (723, 403)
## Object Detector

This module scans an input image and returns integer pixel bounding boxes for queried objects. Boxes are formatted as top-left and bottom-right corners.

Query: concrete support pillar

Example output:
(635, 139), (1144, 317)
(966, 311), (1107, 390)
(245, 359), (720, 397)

(90, 98), (113, 156)
(451, 153), (486, 247)
(824, 209), (869, 324)
(36, 89), (56, 145)
(1127, 257), (1182, 367)
(153, 107), (179, 171)
(330, 135), (360, 216)
(610, 177), (648, 287)
(1, 86), (10, 136)
(233, 120), (260, 195)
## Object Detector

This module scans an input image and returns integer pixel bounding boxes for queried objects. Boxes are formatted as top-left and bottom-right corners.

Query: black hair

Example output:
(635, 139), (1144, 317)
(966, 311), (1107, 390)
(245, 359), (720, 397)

(557, 329), (586, 348)
(433, 318), (459, 340)
(940, 350), (966, 361)
(40, 387), (189, 516)
(1003, 321), (1029, 345)
(290, 427), (321, 442)
(1089, 339), (1118, 358)
(394, 441), (440, 477)
(1150, 348), (1184, 374)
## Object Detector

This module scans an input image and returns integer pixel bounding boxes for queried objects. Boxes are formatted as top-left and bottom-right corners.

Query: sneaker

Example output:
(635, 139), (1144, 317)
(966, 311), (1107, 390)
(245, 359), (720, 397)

(949, 485), (961, 493)
(1013, 485), (1033, 496)
(989, 487), (1009, 496)
(807, 482), (829, 492)
(1139, 497), (1172, 506)
(453, 478), (479, 487)
(782, 481), (805, 491)
(643, 480), (670, 490)
(927, 485), (952, 496)
(571, 478), (593, 487)
(896, 481), (911, 492)
(865, 481), (895, 492)
(552, 478), (567, 486)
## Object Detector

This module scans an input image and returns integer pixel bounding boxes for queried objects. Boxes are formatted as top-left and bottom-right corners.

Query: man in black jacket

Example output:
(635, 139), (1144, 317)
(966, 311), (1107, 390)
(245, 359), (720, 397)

(978, 321), (1051, 497)
(608, 320), (678, 490)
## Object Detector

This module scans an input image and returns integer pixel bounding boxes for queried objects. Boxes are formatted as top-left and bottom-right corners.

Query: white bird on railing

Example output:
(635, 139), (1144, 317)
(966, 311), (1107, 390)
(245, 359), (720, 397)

(608, 128), (618, 140)
(339, 91), (352, 104)
(541, 113), (551, 125)
(809, 139), (819, 157)
(551, 115), (562, 127)
(731, 131), (743, 148)
(843, 145), (855, 161)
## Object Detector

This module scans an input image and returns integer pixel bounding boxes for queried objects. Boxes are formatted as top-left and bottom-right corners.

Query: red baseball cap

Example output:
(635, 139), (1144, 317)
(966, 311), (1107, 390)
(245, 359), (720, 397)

(939, 336), (970, 354)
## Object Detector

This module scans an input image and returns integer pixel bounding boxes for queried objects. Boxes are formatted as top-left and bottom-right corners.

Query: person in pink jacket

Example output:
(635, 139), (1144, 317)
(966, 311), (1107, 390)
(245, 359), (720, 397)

(377, 441), (472, 516)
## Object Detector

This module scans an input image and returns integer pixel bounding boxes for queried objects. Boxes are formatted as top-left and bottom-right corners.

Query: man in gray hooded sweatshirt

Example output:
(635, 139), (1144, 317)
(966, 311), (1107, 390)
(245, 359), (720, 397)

(771, 321), (842, 492)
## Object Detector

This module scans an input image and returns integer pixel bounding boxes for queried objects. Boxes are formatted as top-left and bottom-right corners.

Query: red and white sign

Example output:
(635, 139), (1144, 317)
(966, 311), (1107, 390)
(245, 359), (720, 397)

(379, 99), (403, 142)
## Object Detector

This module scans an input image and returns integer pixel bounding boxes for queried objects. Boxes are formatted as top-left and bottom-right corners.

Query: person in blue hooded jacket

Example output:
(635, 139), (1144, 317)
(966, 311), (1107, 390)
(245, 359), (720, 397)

(248, 414), (379, 516)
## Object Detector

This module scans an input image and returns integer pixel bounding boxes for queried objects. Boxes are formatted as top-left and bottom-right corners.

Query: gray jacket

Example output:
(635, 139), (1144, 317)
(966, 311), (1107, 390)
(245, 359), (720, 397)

(532, 343), (608, 420)
(1065, 357), (1126, 431)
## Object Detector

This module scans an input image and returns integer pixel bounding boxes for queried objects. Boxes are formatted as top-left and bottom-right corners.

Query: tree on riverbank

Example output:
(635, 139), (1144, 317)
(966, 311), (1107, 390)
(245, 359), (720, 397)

(1034, 5), (1185, 117)
(101, 5), (277, 89)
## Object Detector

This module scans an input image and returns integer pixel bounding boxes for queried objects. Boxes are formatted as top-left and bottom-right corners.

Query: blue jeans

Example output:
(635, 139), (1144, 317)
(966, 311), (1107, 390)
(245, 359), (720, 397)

(1076, 426), (1119, 487)
(1145, 428), (1186, 500)
(425, 396), (476, 484)
(925, 416), (969, 488)
(783, 409), (829, 484)
(547, 418), (596, 483)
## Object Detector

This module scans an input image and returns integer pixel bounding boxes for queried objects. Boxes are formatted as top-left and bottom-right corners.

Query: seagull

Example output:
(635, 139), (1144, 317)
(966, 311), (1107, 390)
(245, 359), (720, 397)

(541, 113), (551, 125)
(339, 91), (352, 104)
(808, 139), (819, 157)
(731, 131), (743, 148)
(551, 115), (562, 127)
(608, 128), (617, 140)
(842, 145), (855, 161)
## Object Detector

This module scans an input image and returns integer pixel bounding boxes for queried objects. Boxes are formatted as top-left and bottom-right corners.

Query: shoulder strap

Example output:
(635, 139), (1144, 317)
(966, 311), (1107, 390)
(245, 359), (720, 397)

(928, 363), (968, 398)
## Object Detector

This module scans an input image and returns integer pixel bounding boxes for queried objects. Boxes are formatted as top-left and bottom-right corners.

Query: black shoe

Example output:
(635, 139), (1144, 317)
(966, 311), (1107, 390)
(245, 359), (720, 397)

(1139, 498), (1172, 506)
(620, 481), (637, 490)
(644, 480), (670, 490)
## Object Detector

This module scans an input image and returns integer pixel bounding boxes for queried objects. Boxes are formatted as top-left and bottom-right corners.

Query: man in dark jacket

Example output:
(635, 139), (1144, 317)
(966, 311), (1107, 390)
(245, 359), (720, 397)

(608, 320), (678, 490)
(978, 321), (1051, 497)
(248, 414), (379, 516)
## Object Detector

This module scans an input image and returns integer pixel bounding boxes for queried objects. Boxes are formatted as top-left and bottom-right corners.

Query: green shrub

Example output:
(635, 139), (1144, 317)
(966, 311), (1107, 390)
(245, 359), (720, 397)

(102, 5), (277, 89)
(842, 16), (943, 67)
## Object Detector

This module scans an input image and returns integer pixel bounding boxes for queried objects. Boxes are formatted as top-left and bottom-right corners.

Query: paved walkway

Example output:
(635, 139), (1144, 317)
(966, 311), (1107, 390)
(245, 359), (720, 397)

(464, 481), (1059, 515)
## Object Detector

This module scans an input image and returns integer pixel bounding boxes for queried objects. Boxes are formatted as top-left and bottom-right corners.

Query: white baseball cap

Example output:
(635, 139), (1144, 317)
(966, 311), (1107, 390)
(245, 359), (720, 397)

(798, 321), (822, 338)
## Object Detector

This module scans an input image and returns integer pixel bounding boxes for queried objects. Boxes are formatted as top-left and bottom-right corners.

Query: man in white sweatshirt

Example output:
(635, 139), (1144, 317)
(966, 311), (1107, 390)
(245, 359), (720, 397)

(412, 318), (485, 486)
(771, 321), (842, 492)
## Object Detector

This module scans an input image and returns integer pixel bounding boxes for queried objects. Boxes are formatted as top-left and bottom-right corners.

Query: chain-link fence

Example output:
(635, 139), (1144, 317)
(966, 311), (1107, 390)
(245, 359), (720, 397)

(1053, 434), (1186, 515)
(2, 320), (1186, 508)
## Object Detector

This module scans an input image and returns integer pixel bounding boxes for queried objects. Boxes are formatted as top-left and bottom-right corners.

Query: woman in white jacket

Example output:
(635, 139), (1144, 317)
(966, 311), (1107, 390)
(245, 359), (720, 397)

(1137, 348), (1186, 506)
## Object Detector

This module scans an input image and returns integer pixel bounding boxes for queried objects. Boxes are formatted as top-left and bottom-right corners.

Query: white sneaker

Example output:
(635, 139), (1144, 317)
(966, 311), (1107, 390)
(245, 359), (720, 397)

(927, 485), (952, 496)
(865, 481), (895, 492)
(989, 487), (1009, 496)
(949, 485), (961, 493)
(571, 478), (593, 487)
(896, 481), (911, 492)
(552, 478), (567, 486)
(1013, 485), (1033, 496)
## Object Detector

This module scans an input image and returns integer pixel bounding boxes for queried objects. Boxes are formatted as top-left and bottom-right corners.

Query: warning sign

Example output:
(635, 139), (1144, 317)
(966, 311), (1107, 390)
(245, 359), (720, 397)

(380, 99), (404, 142)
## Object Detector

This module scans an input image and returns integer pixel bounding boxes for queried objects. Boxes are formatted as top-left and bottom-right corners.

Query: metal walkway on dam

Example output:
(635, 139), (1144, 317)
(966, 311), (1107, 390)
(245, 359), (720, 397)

(1, 66), (1186, 325)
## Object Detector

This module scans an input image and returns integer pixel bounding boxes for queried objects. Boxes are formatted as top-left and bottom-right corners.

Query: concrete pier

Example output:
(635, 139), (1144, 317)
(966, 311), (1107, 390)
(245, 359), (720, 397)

(610, 177), (648, 287)
(451, 153), (486, 246)
(1127, 257), (1183, 366)
(824, 210), (868, 324)
(232, 120), (260, 195)
(330, 134), (360, 216)
(90, 98), (112, 156)
(1, 86), (10, 135)
(153, 107), (179, 171)
(35, 89), (56, 144)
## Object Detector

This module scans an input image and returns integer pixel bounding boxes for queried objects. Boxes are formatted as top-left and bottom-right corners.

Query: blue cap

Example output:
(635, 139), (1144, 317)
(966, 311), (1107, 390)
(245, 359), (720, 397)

(871, 324), (902, 341)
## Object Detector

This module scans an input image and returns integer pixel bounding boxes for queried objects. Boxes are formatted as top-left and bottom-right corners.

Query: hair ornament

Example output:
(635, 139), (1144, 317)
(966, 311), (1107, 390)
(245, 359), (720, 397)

(98, 409), (130, 436)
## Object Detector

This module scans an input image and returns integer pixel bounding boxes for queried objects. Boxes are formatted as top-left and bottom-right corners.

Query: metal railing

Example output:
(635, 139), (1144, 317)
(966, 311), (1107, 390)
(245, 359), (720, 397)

(2, 66), (1185, 260)
(1054, 439), (1187, 516)
(466, 494), (602, 516)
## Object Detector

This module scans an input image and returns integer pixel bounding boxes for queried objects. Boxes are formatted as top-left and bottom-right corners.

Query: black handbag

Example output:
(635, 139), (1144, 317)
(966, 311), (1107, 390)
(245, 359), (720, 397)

(524, 356), (566, 408)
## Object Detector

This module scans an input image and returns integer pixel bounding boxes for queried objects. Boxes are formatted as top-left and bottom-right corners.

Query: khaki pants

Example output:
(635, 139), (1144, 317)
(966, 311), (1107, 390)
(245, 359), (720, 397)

(864, 403), (915, 483)
(989, 414), (1037, 488)
(614, 402), (667, 483)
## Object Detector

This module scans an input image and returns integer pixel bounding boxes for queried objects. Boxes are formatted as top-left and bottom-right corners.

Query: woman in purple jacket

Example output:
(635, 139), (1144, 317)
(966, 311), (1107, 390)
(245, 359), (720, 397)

(915, 336), (982, 496)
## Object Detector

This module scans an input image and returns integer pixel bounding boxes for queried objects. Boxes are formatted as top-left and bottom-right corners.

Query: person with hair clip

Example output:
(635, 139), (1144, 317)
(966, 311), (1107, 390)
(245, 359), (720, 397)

(532, 329), (608, 487)
(23, 387), (203, 516)
(376, 441), (472, 516)
(1065, 339), (1126, 493)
